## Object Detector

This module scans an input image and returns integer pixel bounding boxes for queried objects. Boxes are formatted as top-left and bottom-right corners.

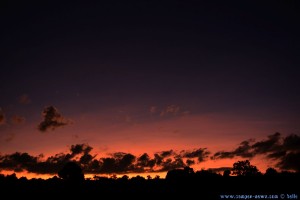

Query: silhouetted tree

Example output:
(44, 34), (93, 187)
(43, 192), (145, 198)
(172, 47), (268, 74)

(223, 169), (231, 177)
(166, 166), (194, 181)
(154, 175), (160, 179)
(6, 173), (18, 182)
(58, 161), (84, 183)
(195, 169), (220, 177)
(232, 160), (260, 176)
(121, 175), (129, 180)
(265, 167), (278, 176)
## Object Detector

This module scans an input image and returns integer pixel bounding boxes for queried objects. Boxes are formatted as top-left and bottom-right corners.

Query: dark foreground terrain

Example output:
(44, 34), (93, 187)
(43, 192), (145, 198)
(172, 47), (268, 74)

(1, 171), (299, 199)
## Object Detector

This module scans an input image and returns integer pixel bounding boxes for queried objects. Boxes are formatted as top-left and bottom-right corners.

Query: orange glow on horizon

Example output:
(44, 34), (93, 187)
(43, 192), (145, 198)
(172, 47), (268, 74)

(0, 155), (275, 180)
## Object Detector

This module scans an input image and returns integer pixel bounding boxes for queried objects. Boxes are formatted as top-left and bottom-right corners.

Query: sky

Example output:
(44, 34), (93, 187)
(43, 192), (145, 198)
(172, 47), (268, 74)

(1, 1), (300, 178)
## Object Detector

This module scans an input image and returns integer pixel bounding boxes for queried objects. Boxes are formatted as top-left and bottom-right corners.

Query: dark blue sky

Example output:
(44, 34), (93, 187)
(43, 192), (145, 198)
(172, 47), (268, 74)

(0, 1), (300, 170)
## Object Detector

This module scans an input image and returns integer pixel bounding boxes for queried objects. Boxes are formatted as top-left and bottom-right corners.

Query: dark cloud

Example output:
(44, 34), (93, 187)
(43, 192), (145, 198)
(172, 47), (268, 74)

(181, 148), (210, 162)
(252, 132), (281, 154)
(1, 134), (299, 175)
(0, 152), (39, 173)
(186, 159), (195, 166)
(136, 153), (156, 169)
(0, 145), (191, 175)
(0, 108), (6, 125)
(159, 157), (186, 172)
(213, 133), (300, 172)
(137, 153), (150, 166)
(80, 153), (95, 165)
(282, 134), (300, 151)
(70, 144), (92, 156)
(38, 106), (70, 132)
(118, 154), (136, 172)
(11, 115), (25, 124)
(159, 150), (174, 158)
(154, 153), (163, 165)
(29, 154), (71, 174)
(213, 140), (253, 159)
(98, 153), (136, 174)
(213, 151), (235, 159)
(253, 133), (300, 172)
(99, 157), (117, 174)
(276, 152), (300, 172)
(18, 94), (31, 105)
(267, 151), (286, 159)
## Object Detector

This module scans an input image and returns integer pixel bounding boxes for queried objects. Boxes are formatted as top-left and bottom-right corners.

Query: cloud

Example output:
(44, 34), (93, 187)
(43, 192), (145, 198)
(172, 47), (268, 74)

(0, 145), (194, 175)
(18, 94), (31, 104)
(70, 144), (95, 166)
(158, 150), (175, 158)
(186, 159), (195, 166)
(149, 106), (157, 114)
(213, 140), (253, 159)
(160, 105), (180, 117)
(38, 106), (70, 132)
(252, 132), (281, 154)
(149, 104), (189, 119)
(212, 133), (300, 172)
(282, 134), (300, 151)
(80, 153), (95, 165)
(11, 115), (25, 124)
(70, 144), (93, 156)
(136, 153), (156, 169)
(99, 153), (136, 174)
(158, 157), (186, 172)
(0, 108), (6, 125)
(0, 152), (40, 173)
(276, 152), (300, 172)
(1, 134), (299, 175)
(267, 151), (286, 159)
(181, 148), (210, 162)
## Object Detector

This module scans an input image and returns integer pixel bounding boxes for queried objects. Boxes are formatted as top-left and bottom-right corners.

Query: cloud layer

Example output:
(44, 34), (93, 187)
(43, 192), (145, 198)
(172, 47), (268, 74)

(0, 145), (210, 175)
(213, 133), (300, 172)
(0, 133), (299, 175)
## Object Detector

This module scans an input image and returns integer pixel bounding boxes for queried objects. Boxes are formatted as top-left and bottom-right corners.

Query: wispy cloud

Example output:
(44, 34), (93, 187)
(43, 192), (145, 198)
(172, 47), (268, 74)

(11, 115), (25, 124)
(18, 94), (31, 105)
(149, 106), (157, 114)
(160, 105), (180, 117)
(149, 104), (189, 118)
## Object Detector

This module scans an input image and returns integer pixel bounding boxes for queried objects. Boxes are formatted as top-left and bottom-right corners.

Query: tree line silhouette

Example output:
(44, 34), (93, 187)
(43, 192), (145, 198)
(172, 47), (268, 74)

(0, 160), (298, 198)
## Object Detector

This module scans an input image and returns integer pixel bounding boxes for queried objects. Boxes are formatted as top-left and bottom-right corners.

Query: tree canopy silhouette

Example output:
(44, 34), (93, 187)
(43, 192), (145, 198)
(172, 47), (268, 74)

(232, 160), (260, 176)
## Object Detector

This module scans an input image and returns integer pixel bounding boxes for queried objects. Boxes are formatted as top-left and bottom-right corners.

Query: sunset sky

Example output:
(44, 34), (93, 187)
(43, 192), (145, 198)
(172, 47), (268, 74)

(1, 1), (300, 178)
